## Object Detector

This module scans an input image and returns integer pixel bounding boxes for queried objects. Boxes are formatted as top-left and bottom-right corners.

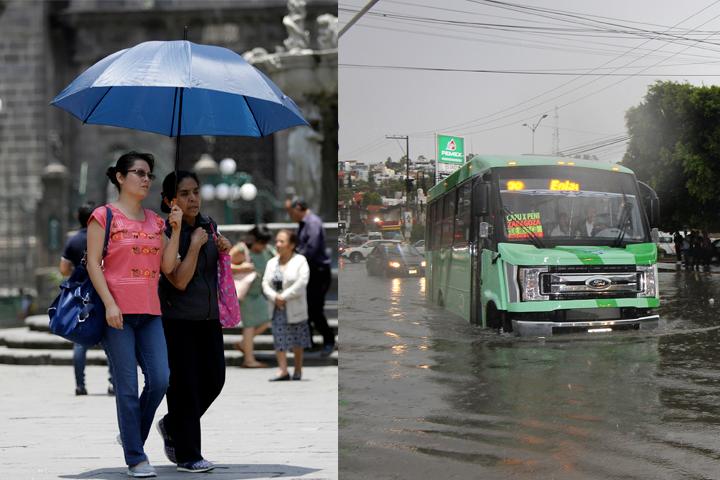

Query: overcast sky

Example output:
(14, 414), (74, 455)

(339, 0), (720, 166)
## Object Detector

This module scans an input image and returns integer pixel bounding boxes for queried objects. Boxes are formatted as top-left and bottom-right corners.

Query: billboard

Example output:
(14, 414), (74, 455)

(436, 134), (465, 182)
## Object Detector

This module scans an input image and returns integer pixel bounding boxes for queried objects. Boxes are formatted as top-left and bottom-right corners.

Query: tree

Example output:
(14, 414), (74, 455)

(624, 81), (720, 230)
(362, 191), (383, 206)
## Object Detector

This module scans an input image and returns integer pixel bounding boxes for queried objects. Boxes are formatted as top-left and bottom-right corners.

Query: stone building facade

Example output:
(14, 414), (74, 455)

(0, 0), (336, 294)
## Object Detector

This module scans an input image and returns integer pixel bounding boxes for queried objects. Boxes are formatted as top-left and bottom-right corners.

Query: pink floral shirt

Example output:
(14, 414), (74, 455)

(89, 204), (165, 315)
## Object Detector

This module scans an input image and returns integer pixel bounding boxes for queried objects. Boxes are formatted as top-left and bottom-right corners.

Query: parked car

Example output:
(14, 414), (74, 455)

(381, 231), (403, 240)
(338, 239), (347, 257)
(345, 233), (368, 246)
(656, 231), (675, 257)
(413, 239), (425, 255)
(367, 231), (383, 241)
(366, 243), (426, 277)
(342, 240), (401, 263)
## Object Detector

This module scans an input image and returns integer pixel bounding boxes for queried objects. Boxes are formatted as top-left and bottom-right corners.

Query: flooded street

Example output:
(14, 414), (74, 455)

(339, 263), (720, 479)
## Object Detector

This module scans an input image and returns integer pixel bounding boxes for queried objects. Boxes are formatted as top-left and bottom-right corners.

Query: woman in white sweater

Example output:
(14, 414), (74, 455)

(262, 229), (311, 381)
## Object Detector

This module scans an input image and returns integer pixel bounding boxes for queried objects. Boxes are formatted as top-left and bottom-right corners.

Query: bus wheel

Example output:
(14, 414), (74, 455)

(487, 303), (511, 332)
(486, 303), (500, 330)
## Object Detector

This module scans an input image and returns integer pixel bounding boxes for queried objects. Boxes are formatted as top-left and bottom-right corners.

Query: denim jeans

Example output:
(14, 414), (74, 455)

(102, 314), (169, 466)
(73, 343), (115, 389)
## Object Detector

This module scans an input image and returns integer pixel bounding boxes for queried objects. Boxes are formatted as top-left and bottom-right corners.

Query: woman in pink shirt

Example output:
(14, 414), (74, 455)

(86, 152), (182, 478)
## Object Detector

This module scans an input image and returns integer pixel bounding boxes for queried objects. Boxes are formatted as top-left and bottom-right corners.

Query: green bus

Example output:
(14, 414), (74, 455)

(426, 155), (660, 336)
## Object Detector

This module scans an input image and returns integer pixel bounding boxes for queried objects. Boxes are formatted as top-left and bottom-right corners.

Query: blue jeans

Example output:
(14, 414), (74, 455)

(102, 314), (169, 466)
(73, 343), (114, 389)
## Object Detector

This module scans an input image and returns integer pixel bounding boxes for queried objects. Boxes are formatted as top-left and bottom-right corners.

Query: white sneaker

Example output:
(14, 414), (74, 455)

(127, 461), (156, 478)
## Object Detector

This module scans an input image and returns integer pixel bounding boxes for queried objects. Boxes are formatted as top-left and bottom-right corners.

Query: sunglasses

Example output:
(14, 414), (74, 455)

(127, 169), (156, 181)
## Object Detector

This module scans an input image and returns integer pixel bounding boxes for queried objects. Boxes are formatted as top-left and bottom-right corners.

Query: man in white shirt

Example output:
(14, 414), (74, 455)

(550, 212), (571, 236)
(576, 206), (598, 237)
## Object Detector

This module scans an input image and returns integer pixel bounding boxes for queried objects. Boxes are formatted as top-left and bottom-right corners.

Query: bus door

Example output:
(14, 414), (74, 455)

(470, 178), (492, 326)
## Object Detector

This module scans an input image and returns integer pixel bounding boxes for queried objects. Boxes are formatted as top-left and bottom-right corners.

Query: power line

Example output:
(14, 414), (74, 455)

(340, 6), (720, 50)
(340, 63), (720, 76)
(406, 0), (720, 137)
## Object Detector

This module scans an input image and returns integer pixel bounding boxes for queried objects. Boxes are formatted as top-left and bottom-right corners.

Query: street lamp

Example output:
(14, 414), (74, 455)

(194, 155), (257, 223)
(522, 113), (548, 154)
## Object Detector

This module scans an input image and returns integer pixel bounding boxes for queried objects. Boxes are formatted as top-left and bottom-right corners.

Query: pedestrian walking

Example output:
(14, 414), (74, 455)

(263, 229), (311, 381)
(286, 197), (335, 356)
(86, 152), (181, 478)
(230, 225), (274, 368)
(673, 231), (684, 265)
(156, 170), (232, 473)
(702, 231), (713, 271)
(59, 201), (114, 396)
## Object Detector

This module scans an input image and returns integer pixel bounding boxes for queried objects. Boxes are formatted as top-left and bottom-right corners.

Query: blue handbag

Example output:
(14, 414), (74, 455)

(48, 207), (113, 347)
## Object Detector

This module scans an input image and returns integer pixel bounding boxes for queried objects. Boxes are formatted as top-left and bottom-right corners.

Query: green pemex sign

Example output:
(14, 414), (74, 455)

(437, 135), (465, 165)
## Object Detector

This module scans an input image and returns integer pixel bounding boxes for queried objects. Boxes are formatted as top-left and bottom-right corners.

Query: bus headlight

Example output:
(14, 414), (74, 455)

(518, 267), (549, 301)
(637, 265), (658, 298)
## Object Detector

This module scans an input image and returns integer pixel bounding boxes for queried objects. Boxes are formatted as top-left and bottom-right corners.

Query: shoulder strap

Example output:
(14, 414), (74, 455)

(208, 217), (218, 240)
(102, 206), (113, 258)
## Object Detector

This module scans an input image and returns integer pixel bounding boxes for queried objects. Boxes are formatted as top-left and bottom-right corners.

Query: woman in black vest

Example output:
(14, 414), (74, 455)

(156, 171), (232, 473)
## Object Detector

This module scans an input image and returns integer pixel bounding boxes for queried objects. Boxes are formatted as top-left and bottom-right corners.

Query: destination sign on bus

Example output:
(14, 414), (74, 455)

(502, 179), (581, 192)
(505, 212), (544, 239)
(549, 179), (580, 191)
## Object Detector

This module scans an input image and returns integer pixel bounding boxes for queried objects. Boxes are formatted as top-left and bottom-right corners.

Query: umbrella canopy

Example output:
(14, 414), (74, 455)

(51, 40), (307, 139)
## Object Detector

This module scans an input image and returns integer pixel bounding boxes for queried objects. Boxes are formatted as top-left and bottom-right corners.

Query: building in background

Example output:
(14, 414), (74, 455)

(0, 0), (337, 308)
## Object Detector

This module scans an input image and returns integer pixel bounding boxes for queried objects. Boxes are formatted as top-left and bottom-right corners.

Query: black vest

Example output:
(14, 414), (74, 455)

(158, 214), (219, 321)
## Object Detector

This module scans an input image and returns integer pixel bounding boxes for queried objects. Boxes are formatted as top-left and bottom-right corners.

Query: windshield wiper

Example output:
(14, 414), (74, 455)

(502, 205), (546, 249)
(612, 190), (632, 248)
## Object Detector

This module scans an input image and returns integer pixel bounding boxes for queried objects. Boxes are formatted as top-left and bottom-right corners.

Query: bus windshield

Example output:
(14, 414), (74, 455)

(495, 166), (649, 246)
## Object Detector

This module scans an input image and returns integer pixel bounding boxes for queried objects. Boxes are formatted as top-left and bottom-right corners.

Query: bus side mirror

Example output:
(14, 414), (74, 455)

(474, 182), (490, 216)
(479, 221), (491, 239)
(638, 181), (660, 228)
(649, 197), (660, 228)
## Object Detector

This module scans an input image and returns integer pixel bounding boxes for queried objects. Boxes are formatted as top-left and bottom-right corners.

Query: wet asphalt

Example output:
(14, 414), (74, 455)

(339, 262), (720, 480)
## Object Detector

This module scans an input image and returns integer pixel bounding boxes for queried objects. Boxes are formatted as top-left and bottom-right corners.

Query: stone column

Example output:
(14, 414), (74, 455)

(35, 162), (70, 311)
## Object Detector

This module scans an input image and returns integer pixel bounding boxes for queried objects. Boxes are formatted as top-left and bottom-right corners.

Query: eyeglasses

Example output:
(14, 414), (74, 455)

(127, 169), (156, 181)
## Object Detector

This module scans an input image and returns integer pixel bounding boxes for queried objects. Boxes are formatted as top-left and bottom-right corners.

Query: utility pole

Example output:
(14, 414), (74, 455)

(339, 0), (380, 38)
(552, 106), (560, 155)
(522, 114), (548, 154)
(386, 134), (410, 206)
(386, 134), (410, 239)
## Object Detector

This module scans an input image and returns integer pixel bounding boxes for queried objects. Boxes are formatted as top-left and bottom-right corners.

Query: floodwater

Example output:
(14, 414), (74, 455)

(339, 263), (720, 480)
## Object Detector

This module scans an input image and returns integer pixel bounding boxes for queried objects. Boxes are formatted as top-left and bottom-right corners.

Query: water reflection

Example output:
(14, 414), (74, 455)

(340, 265), (720, 479)
(391, 278), (402, 296)
(416, 271), (720, 477)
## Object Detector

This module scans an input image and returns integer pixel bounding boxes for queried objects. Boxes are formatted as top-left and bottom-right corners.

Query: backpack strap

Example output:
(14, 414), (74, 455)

(102, 206), (113, 258)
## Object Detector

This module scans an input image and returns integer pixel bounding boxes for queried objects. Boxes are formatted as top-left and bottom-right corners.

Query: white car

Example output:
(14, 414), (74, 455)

(342, 240), (401, 263)
(657, 232), (676, 257)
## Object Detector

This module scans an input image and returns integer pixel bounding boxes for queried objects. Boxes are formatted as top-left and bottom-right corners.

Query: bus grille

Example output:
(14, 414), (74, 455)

(540, 266), (642, 300)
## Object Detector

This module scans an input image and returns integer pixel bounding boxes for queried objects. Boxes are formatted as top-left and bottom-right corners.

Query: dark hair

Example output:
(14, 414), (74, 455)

(106, 151), (155, 191)
(289, 196), (308, 211)
(277, 228), (298, 248)
(160, 170), (200, 213)
(248, 224), (272, 245)
(77, 201), (95, 227)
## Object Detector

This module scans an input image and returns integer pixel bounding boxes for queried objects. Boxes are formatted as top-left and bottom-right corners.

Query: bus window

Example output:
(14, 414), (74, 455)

(455, 182), (471, 246)
(441, 191), (456, 248)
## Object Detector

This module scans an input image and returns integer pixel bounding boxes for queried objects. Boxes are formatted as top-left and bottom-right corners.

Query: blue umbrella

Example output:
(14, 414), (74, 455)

(51, 40), (308, 168)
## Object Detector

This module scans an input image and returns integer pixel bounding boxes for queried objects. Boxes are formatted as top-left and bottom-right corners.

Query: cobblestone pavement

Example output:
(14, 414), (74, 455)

(0, 364), (337, 479)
